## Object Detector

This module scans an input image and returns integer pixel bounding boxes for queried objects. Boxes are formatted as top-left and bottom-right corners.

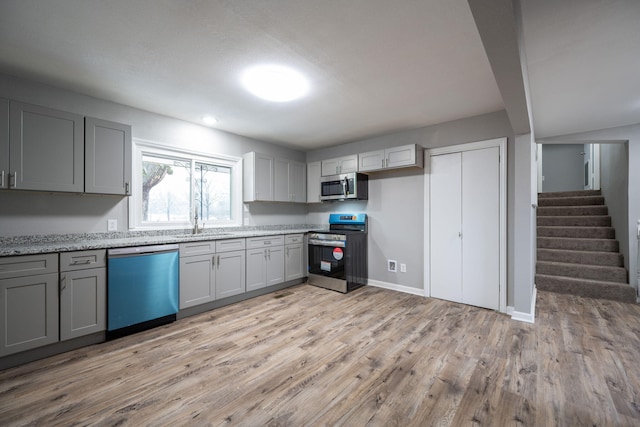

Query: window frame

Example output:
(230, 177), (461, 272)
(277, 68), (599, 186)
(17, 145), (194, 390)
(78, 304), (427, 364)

(130, 138), (242, 230)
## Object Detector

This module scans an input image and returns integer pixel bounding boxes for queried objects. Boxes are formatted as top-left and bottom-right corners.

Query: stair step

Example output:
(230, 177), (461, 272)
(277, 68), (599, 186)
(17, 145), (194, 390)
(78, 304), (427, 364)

(537, 248), (624, 267)
(538, 196), (604, 207)
(537, 237), (619, 252)
(536, 274), (636, 303)
(538, 190), (601, 198)
(536, 215), (611, 227)
(536, 260), (627, 283)
(537, 205), (608, 216)
(537, 226), (615, 239)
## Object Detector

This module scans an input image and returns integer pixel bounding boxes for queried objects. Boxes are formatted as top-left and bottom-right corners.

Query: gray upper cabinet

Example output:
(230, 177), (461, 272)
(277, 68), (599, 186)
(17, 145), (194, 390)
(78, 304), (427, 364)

(321, 154), (358, 176)
(0, 98), (8, 189)
(244, 152), (274, 202)
(275, 158), (306, 203)
(85, 117), (132, 195)
(358, 144), (424, 172)
(9, 101), (84, 192)
(306, 161), (321, 203)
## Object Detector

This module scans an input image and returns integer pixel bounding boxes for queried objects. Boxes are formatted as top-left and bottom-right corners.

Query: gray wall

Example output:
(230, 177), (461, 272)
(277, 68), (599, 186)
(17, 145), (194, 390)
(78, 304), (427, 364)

(541, 144), (585, 192)
(0, 73), (308, 236)
(546, 125), (639, 295)
(599, 142), (629, 270)
(307, 110), (517, 306)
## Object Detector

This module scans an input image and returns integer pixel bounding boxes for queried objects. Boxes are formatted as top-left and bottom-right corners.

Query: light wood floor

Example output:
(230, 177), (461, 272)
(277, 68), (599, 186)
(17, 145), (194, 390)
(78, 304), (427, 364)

(1, 284), (640, 426)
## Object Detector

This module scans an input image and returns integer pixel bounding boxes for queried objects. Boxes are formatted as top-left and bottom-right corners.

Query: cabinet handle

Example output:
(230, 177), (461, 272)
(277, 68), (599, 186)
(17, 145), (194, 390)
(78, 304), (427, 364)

(268, 248), (271, 260)
(386, 158), (389, 168)
(217, 255), (220, 269)
(212, 256), (216, 269)
(0, 171), (4, 188)
(71, 259), (92, 265)
(60, 275), (66, 293)
(286, 247), (290, 257)
(264, 249), (267, 260)
(125, 182), (130, 195)
(9, 171), (16, 188)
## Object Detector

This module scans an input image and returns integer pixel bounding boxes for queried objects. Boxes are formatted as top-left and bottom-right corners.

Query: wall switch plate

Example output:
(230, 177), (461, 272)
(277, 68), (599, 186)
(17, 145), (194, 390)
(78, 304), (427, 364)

(400, 263), (407, 273)
(107, 219), (118, 231)
(388, 260), (397, 273)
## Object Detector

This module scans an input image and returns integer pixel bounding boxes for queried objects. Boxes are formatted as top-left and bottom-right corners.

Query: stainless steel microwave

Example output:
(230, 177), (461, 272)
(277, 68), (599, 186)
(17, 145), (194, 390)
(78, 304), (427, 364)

(320, 172), (368, 201)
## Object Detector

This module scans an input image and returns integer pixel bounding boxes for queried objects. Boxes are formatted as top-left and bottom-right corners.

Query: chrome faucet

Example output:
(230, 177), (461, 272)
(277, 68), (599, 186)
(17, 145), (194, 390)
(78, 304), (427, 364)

(193, 207), (200, 234)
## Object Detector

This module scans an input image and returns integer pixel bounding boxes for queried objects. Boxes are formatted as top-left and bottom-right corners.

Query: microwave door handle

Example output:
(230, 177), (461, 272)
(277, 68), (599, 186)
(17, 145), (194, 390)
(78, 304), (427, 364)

(342, 177), (347, 196)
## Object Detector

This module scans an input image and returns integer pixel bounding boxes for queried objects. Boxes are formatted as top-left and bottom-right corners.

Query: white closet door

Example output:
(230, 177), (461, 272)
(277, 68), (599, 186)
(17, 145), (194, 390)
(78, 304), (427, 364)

(461, 147), (500, 310)
(430, 152), (462, 303)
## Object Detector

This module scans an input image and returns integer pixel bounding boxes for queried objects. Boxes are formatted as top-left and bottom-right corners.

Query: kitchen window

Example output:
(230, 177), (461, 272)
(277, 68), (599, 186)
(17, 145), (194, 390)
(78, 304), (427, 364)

(130, 139), (242, 229)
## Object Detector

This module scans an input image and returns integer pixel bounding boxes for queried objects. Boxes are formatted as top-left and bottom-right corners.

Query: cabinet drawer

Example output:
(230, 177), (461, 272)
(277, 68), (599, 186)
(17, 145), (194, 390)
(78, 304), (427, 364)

(60, 249), (106, 271)
(285, 234), (304, 245)
(0, 253), (58, 280)
(246, 235), (284, 249)
(215, 238), (245, 253)
(180, 241), (216, 257)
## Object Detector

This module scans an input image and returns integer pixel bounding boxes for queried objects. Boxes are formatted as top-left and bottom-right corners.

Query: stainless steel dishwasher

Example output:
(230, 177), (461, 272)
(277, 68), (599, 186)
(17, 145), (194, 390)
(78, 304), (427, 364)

(107, 244), (179, 339)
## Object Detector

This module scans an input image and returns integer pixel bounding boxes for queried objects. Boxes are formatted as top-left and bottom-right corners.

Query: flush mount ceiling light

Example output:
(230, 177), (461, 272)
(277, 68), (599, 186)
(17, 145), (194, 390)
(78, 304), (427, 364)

(201, 115), (217, 125)
(241, 64), (309, 102)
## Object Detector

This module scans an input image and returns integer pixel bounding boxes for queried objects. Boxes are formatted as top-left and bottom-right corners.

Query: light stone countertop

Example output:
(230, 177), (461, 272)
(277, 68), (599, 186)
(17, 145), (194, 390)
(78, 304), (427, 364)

(0, 225), (328, 257)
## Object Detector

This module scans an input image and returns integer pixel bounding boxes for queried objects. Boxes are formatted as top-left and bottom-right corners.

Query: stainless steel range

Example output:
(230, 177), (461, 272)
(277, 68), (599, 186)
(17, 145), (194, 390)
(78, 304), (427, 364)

(308, 213), (367, 293)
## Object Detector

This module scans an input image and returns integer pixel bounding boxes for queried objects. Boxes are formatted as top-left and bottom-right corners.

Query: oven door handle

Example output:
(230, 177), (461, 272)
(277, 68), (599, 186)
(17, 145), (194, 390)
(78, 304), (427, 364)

(308, 239), (346, 248)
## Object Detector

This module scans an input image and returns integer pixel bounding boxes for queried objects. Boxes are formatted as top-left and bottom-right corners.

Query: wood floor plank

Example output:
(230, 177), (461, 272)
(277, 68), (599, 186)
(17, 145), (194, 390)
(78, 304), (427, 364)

(1, 284), (640, 426)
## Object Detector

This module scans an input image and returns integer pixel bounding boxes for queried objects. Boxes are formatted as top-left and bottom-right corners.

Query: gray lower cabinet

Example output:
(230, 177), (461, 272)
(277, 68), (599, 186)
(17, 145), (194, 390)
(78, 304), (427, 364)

(85, 117), (132, 195)
(285, 234), (305, 281)
(215, 250), (246, 299)
(9, 100), (84, 192)
(0, 253), (59, 357)
(246, 235), (284, 291)
(180, 253), (216, 308)
(59, 250), (107, 341)
(180, 239), (246, 309)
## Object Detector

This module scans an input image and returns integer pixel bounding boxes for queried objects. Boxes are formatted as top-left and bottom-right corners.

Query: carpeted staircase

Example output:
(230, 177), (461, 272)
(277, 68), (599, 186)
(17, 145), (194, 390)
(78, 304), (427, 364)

(536, 190), (636, 303)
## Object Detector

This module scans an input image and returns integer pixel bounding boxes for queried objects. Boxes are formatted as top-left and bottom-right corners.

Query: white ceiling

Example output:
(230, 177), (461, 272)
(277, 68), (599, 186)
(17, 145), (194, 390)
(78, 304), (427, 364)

(0, 0), (504, 150)
(0, 1), (637, 150)
(521, 0), (640, 139)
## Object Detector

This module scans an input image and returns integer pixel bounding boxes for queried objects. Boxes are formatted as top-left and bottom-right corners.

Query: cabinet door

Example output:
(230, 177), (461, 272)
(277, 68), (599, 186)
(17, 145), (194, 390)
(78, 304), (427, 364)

(0, 98), (8, 189)
(386, 145), (417, 169)
(60, 268), (106, 341)
(321, 158), (340, 176)
(274, 158), (290, 202)
(246, 248), (267, 291)
(289, 161), (306, 202)
(339, 155), (358, 173)
(285, 244), (304, 281)
(0, 273), (59, 357)
(9, 101), (84, 192)
(266, 246), (285, 287)
(243, 152), (274, 202)
(85, 117), (132, 195)
(179, 254), (216, 309)
(306, 161), (321, 203)
(215, 250), (246, 299)
(359, 150), (385, 172)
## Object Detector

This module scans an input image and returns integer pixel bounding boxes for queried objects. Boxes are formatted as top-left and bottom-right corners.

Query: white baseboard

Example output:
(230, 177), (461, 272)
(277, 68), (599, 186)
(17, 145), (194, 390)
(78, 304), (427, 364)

(367, 279), (426, 297)
(507, 287), (537, 324)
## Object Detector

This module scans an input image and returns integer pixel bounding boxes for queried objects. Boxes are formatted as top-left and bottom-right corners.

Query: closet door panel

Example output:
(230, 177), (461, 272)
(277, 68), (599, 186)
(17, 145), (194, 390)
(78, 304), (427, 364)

(429, 152), (462, 303)
(461, 147), (500, 310)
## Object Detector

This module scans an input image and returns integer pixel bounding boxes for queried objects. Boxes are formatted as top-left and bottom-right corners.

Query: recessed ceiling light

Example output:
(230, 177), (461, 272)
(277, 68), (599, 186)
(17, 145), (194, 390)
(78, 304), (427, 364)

(202, 115), (217, 125)
(242, 64), (309, 102)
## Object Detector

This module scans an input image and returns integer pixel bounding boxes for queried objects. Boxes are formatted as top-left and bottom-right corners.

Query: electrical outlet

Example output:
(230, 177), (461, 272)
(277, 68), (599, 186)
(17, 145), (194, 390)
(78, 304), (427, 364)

(388, 260), (397, 273)
(400, 263), (407, 273)
(107, 219), (118, 231)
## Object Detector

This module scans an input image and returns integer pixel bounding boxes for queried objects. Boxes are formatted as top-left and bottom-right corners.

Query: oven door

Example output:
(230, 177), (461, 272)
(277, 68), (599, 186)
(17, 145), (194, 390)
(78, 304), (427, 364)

(308, 237), (349, 292)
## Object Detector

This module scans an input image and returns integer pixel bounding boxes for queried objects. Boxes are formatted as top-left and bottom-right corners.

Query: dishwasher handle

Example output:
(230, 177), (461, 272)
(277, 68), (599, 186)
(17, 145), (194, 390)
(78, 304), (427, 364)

(108, 244), (179, 258)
